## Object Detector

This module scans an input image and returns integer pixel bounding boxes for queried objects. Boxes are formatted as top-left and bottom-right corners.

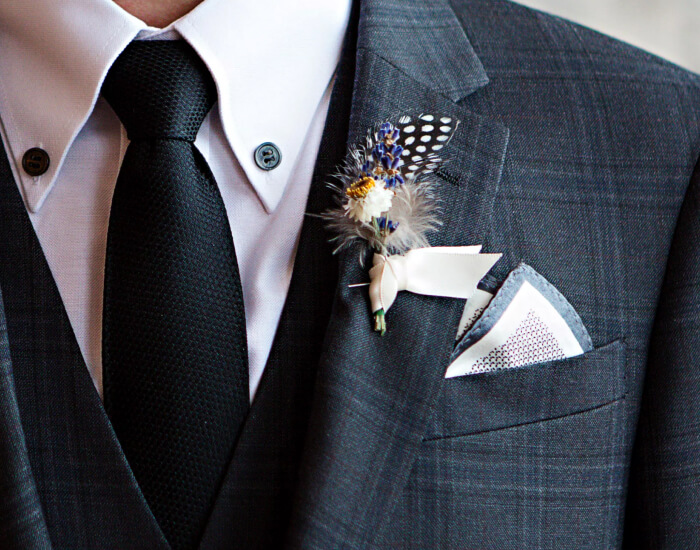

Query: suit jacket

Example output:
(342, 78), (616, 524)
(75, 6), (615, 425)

(1, 0), (699, 549)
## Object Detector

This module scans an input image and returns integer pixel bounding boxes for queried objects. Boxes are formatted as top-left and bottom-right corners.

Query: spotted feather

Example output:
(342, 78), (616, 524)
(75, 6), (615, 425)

(395, 114), (458, 175)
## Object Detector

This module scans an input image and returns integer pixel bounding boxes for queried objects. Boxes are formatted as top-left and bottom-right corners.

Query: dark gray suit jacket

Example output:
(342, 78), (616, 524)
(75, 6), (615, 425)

(1, 0), (699, 548)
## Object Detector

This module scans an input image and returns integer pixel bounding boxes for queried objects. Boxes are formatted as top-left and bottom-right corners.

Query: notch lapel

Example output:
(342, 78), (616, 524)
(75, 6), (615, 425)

(286, 1), (509, 547)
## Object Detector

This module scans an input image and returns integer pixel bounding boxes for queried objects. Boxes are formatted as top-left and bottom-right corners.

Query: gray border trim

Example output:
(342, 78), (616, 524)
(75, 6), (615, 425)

(452, 263), (593, 360)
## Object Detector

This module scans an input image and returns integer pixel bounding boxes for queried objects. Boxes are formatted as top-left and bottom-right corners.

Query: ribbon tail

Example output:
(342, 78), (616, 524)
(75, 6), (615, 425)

(402, 249), (502, 300)
(368, 247), (502, 325)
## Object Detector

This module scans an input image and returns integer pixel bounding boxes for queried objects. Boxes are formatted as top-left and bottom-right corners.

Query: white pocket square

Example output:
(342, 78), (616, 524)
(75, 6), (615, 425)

(446, 264), (593, 378)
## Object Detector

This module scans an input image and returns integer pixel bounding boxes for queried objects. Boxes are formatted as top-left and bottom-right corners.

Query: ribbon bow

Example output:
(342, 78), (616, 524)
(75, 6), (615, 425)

(367, 246), (502, 334)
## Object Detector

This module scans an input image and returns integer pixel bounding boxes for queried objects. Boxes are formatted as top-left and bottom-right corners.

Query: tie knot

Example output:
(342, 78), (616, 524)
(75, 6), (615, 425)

(102, 41), (216, 142)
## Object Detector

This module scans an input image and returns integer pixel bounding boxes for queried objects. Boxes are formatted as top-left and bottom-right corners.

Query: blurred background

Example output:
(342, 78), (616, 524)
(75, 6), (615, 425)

(514, 0), (700, 73)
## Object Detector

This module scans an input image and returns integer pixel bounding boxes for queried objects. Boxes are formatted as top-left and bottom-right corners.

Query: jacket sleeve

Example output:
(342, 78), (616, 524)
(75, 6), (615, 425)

(623, 153), (700, 548)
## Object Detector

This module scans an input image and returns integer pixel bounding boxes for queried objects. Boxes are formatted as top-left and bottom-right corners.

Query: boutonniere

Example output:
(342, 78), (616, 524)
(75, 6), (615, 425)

(323, 115), (501, 335)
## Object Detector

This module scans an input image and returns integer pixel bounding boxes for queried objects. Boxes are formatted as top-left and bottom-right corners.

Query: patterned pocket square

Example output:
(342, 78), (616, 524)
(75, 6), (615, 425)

(446, 264), (593, 378)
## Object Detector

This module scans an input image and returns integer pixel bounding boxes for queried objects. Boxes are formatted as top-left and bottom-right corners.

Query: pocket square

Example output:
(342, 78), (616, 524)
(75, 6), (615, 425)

(446, 264), (593, 378)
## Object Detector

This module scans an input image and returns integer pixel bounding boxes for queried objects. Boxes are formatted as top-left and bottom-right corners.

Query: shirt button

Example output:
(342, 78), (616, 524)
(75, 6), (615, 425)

(22, 148), (50, 177)
(254, 142), (282, 171)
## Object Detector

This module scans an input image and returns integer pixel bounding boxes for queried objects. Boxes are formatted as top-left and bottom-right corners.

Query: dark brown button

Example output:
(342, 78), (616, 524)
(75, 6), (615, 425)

(22, 147), (50, 177)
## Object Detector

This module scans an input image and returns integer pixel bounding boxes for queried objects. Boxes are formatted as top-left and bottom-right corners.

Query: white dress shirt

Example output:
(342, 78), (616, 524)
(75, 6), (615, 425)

(0, 0), (352, 399)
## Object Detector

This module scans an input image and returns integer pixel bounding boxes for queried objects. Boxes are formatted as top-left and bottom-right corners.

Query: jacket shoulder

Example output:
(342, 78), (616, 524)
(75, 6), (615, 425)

(450, 0), (700, 162)
(450, 0), (700, 90)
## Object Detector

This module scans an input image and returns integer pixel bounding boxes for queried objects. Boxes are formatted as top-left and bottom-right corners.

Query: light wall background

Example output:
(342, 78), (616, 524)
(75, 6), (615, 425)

(514, 0), (700, 73)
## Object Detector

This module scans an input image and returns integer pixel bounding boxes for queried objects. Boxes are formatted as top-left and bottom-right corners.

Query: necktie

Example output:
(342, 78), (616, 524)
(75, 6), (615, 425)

(101, 41), (249, 549)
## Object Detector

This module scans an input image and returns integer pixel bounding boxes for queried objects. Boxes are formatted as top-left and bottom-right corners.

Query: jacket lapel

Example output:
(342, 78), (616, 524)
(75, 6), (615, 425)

(286, 1), (509, 547)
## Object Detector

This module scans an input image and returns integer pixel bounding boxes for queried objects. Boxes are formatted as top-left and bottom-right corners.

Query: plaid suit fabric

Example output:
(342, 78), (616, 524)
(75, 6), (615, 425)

(625, 156), (700, 546)
(464, 3), (700, 548)
(0, 138), (169, 548)
(1, 0), (699, 549)
(0, 290), (50, 549)
(287, 1), (700, 549)
(365, 1), (700, 548)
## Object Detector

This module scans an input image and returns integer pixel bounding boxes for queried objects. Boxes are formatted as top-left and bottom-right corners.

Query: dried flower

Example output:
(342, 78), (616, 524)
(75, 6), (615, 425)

(321, 114), (459, 332)
(344, 183), (394, 223)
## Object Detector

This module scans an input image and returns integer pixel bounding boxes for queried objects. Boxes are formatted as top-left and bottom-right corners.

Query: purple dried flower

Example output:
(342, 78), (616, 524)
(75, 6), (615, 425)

(377, 217), (399, 232)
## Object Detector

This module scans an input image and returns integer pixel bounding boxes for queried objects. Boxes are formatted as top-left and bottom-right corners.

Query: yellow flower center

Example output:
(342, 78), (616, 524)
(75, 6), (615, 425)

(346, 176), (376, 199)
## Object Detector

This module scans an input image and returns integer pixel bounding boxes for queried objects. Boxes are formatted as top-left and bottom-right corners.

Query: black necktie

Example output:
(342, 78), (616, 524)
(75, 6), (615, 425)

(101, 41), (249, 550)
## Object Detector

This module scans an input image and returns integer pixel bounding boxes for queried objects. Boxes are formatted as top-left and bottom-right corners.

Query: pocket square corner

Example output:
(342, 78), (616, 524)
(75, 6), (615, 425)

(446, 263), (592, 378)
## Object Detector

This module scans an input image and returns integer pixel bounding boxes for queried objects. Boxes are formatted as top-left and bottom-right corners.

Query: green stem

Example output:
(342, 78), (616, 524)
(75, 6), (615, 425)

(372, 217), (382, 241)
(374, 309), (386, 336)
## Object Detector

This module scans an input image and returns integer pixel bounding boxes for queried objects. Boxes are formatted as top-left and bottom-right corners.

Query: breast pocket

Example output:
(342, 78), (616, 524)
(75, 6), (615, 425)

(425, 339), (626, 440)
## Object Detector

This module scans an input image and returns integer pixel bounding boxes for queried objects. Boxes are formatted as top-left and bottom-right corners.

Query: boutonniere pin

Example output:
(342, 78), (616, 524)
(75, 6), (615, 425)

(323, 115), (501, 335)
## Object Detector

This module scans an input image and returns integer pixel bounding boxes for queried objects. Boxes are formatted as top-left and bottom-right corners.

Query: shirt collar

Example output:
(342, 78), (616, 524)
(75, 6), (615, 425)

(0, 0), (351, 213)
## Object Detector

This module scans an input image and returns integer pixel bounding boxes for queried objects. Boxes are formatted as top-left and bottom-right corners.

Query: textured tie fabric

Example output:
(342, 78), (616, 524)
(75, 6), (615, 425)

(101, 41), (249, 550)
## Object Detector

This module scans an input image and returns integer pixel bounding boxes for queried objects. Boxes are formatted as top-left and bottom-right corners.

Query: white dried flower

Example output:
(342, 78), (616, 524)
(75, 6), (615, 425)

(344, 184), (394, 223)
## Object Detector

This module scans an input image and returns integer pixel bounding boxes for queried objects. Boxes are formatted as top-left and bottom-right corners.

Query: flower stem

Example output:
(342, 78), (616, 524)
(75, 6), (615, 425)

(372, 217), (382, 241)
(374, 309), (386, 336)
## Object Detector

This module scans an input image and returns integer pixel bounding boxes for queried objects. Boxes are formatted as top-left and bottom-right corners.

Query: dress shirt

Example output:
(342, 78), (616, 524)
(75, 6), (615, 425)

(0, 0), (352, 399)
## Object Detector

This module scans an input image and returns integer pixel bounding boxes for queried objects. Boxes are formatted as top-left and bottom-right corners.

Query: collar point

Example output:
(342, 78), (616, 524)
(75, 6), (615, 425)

(19, 175), (53, 213)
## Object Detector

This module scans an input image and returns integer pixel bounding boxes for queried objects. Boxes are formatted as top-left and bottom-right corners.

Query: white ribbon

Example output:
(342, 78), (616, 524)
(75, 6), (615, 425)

(368, 246), (502, 315)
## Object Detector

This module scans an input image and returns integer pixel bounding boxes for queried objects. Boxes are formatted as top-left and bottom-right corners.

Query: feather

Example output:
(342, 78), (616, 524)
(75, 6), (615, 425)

(320, 114), (459, 264)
